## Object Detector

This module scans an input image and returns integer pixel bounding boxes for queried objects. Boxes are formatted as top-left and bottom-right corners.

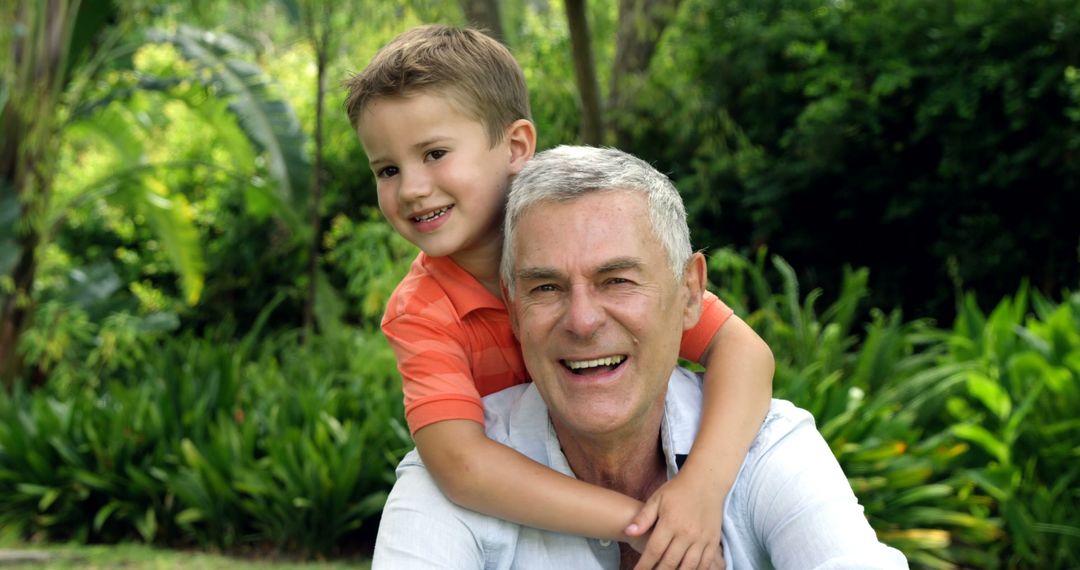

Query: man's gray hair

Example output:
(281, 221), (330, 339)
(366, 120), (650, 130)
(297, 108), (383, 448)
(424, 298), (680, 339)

(501, 145), (692, 292)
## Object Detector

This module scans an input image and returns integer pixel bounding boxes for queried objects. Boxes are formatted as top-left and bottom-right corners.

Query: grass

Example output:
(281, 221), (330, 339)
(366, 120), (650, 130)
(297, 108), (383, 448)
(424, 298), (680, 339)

(0, 536), (371, 570)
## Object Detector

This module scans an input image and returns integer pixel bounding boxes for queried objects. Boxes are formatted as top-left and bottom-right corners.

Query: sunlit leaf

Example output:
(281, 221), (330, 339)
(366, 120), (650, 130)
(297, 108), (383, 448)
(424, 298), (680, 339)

(140, 177), (205, 305)
(145, 25), (310, 232)
(965, 371), (1012, 420)
(952, 424), (1010, 465)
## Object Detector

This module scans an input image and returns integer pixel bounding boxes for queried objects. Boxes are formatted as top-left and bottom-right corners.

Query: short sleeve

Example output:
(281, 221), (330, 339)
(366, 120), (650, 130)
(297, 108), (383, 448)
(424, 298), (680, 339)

(679, 290), (734, 363)
(382, 313), (485, 434)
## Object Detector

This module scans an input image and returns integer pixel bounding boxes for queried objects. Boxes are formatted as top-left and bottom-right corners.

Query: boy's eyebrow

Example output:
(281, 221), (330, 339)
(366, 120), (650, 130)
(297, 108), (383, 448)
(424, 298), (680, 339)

(413, 135), (452, 149)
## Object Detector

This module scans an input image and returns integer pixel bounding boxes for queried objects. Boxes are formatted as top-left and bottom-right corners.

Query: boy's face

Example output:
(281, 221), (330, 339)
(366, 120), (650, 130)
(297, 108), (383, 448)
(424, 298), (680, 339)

(357, 92), (518, 264)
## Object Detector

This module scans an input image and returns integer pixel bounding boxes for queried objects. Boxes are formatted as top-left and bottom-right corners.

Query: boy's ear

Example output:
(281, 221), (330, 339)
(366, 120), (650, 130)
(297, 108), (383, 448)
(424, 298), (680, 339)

(682, 252), (707, 331)
(505, 119), (537, 175)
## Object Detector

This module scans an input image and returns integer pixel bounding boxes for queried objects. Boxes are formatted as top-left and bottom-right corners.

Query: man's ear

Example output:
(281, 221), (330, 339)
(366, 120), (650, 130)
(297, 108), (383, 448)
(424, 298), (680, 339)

(505, 119), (537, 175)
(682, 252), (707, 331)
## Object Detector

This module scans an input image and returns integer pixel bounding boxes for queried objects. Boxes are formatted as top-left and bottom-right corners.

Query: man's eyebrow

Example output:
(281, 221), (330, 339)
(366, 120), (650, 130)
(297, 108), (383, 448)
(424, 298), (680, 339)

(515, 267), (562, 281)
(596, 257), (644, 274)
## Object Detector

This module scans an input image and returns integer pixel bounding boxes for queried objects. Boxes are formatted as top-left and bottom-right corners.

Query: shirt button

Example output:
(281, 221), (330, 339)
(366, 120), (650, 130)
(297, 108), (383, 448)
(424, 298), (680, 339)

(599, 539), (612, 547)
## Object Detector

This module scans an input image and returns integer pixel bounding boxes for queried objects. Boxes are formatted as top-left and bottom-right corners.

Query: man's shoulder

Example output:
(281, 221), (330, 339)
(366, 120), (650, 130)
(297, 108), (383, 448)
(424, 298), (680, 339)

(481, 384), (550, 463)
(376, 449), (520, 567)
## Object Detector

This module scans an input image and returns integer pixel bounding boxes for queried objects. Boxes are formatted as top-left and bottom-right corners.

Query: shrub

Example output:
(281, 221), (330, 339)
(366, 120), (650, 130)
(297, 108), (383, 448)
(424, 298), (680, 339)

(709, 249), (1080, 568)
(0, 321), (408, 556)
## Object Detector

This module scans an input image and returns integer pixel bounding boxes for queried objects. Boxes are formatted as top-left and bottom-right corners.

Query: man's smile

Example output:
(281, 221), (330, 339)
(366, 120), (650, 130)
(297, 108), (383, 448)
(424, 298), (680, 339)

(560, 355), (627, 375)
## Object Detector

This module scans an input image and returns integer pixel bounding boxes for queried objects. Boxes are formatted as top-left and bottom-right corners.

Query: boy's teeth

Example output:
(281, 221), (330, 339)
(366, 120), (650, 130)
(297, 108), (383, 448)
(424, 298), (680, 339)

(564, 356), (626, 370)
(414, 206), (450, 222)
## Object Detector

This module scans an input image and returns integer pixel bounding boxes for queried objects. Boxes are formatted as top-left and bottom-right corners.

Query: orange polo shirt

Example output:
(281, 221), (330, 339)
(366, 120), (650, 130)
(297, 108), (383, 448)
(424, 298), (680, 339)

(382, 252), (734, 435)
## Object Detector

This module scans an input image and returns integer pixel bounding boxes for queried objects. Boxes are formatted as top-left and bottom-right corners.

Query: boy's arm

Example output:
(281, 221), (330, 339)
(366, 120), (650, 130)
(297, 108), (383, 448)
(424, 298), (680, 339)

(629, 313), (774, 570)
(414, 418), (645, 540)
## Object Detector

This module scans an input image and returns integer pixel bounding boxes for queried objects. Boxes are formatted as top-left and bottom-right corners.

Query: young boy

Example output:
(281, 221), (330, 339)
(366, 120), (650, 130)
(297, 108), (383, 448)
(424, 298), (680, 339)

(344, 24), (774, 569)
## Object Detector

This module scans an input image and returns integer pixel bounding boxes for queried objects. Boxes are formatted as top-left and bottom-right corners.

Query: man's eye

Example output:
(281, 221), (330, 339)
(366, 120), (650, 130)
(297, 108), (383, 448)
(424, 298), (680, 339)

(531, 283), (559, 293)
(376, 166), (399, 178)
(606, 277), (631, 286)
(426, 149), (447, 161)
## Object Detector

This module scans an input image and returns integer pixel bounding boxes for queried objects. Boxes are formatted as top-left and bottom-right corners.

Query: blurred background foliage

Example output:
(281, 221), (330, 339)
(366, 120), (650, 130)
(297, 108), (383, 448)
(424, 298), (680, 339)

(1, 0), (1077, 568)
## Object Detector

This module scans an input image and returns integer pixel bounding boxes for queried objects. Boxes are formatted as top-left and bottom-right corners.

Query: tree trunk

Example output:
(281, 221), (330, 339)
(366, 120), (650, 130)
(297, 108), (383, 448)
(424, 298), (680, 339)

(607, 0), (685, 147)
(303, 41), (327, 339)
(302, 2), (330, 340)
(459, 0), (504, 43)
(564, 0), (604, 145)
(0, 0), (79, 389)
(0, 223), (40, 386)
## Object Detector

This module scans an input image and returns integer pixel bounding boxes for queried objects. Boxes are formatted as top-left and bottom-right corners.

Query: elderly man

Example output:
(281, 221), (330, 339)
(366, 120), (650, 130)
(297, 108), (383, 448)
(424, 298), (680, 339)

(373, 146), (909, 569)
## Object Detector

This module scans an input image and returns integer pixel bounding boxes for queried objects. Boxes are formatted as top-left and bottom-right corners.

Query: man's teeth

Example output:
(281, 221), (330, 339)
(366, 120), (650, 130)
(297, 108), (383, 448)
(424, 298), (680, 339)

(414, 206), (450, 222)
(564, 356), (626, 370)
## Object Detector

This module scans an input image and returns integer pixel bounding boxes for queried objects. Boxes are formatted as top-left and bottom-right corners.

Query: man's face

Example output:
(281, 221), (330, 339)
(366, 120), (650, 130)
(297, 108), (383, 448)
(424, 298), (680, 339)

(507, 190), (701, 440)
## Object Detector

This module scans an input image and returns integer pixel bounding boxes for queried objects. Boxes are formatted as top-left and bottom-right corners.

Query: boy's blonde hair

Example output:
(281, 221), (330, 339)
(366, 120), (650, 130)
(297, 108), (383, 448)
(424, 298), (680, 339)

(344, 24), (531, 146)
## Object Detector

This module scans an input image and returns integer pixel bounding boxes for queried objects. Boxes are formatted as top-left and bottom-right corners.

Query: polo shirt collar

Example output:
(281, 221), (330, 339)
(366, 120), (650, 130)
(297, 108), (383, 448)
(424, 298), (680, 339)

(420, 253), (506, 316)
(507, 368), (703, 478)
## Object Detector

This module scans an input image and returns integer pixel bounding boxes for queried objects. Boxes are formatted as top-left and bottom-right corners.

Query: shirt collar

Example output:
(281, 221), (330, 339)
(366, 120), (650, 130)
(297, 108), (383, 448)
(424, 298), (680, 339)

(495, 368), (703, 478)
(420, 253), (507, 317)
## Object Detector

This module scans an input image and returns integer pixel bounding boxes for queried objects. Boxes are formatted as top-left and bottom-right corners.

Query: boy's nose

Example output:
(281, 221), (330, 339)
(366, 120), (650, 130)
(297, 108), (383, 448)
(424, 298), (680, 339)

(399, 170), (434, 202)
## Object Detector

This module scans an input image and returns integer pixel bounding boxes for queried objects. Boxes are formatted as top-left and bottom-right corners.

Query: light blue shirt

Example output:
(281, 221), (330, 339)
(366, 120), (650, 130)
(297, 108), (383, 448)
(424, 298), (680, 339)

(373, 368), (909, 569)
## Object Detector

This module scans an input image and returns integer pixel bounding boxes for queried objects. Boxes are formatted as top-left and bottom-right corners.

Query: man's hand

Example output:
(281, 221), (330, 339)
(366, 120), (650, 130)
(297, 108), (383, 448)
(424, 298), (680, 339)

(624, 470), (725, 569)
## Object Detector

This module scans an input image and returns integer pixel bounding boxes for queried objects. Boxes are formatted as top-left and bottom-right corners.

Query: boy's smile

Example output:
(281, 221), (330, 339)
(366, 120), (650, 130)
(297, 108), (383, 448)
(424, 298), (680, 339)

(357, 92), (531, 282)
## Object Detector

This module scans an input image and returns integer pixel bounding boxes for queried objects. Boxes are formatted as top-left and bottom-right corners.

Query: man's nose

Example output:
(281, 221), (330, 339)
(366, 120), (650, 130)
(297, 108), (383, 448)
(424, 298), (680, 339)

(563, 285), (604, 339)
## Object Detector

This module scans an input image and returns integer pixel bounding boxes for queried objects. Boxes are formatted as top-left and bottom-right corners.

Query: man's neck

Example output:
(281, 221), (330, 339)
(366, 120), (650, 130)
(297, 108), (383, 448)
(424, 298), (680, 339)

(555, 412), (667, 570)
(554, 408), (668, 502)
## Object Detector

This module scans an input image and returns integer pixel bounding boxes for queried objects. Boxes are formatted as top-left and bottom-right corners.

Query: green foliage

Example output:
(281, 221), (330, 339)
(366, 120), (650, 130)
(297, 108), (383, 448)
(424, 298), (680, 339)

(143, 25), (312, 226)
(639, 0), (1080, 319)
(42, 26), (316, 330)
(709, 248), (1079, 568)
(0, 322), (408, 556)
(323, 209), (416, 327)
(939, 288), (1080, 568)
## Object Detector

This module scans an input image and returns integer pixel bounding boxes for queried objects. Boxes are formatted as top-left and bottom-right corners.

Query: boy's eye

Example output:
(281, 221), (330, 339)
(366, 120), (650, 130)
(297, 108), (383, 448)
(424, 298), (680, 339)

(376, 166), (399, 179)
(426, 149), (447, 161)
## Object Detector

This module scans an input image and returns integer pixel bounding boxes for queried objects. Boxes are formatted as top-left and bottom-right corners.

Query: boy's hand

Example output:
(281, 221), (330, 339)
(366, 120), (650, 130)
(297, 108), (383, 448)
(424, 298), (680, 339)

(624, 469), (725, 570)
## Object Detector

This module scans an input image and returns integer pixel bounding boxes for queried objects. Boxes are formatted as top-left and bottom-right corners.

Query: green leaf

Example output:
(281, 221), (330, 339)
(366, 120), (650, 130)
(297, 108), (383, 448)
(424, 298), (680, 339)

(175, 507), (204, 525)
(889, 484), (954, 507)
(139, 177), (205, 305)
(135, 506), (157, 541)
(38, 488), (61, 512)
(93, 500), (123, 532)
(965, 371), (1012, 420)
(73, 469), (113, 491)
(952, 424), (1010, 465)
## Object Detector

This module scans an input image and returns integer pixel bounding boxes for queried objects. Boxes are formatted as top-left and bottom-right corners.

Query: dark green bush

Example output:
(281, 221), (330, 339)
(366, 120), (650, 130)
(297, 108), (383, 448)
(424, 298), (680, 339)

(0, 322), (409, 556)
(635, 0), (1080, 319)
